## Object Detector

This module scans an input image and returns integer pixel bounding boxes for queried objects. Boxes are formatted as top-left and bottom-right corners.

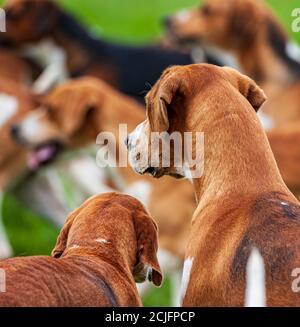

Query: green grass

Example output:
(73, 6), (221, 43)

(54, 0), (300, 45)
(3, 194), (59, 257)
(1, 0), (300, 307)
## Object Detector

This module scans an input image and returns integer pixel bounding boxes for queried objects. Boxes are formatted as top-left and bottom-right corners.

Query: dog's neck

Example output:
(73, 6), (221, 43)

(185, 90), (289, 215)
(63, 219), (138, 278)
(235, 18), (300, 89)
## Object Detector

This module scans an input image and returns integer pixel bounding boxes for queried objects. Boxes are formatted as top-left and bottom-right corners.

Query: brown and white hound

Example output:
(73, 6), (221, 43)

(127, 64), (300, 306)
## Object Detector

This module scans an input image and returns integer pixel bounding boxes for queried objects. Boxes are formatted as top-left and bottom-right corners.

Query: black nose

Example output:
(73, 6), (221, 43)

(144, 167), (158, 177)
(124, 136), (129, 149)
(10, 124), (20, 139)
(163, 16), (173, 29)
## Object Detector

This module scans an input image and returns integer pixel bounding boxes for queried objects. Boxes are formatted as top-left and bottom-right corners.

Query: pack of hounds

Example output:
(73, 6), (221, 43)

(0, 0), (300, 307)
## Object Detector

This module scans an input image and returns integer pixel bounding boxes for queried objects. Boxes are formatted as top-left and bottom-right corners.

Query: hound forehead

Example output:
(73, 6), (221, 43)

(0, 93), (19, 128)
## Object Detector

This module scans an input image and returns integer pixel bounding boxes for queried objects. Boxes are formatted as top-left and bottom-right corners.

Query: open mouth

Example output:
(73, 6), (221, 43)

(27, 141), (64, 170)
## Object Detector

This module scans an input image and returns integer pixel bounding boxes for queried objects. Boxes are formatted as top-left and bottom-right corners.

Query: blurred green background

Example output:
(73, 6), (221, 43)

(1, 0), (300, 307)
(57, 0), (300, 44)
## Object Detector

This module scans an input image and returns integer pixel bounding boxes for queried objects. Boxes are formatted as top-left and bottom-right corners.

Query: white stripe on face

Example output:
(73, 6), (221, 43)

(180, 257), (194, 304)
(18, 109), (48, 142)
(0, 93), (19, 128)
(127, 121), (150, 173)
(175, 10), (192, 23)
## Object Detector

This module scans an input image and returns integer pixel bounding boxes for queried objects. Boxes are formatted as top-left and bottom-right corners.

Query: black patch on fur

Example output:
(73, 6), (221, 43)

(231, 192), (300, 281)
(84, 270), (119, 307)
(266, 18), (300, 79)
(56, 11), (222, 102)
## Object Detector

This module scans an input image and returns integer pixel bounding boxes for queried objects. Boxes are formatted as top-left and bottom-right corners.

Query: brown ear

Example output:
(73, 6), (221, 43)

(58, 93), (100, 136)
(147, 73), (182, 132)
(223, 67), (267, 111)
(51, 208), (78, 258)
(229, 0), (262, 46)
(133, 209), (163, 287)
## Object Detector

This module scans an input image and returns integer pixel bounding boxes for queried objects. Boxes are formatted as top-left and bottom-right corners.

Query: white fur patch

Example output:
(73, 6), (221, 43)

(205, 46), (241, 70)
(175, 10), (192, 23)
(127, 121), (149, 173)
(23, 39), (68, 94)
(286, 41), (300, 63)
(180, 257), (194, 304)
(69, 244), (80, 250)
(18, 109), (47, 141)
(0, 93), (18, 128)
(257, 111), (274, 131)
(95, 238), (110, 244)
(245, 248), (266, 307)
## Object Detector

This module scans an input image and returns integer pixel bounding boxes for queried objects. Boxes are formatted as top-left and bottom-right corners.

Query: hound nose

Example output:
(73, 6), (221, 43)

(144, 167), (158, 177)
(163, 16), (173, 29)
(10, 124), (20, 139)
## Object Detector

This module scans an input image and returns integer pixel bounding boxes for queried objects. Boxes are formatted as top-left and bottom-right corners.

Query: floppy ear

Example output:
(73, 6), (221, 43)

(51, 208), (78, 258)
(147, 75), (182, 132)
(133, 209), (163, 287)
(59, 93), (100, 136)
(229, 0), (262, 46)
(223, 67), (267, 111)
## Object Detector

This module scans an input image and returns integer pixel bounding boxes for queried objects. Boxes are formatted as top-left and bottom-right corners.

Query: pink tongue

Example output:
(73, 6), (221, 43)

(27, 145), (57, 170)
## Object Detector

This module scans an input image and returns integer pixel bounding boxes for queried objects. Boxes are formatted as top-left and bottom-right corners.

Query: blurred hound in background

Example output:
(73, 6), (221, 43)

(164, 0), (300, 198)
(1, 0), (223, 103)
(11, 77), (196, 304)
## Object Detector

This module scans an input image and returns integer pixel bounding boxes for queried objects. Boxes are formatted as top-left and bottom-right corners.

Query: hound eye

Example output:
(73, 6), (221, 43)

(201, 5), (213, 16)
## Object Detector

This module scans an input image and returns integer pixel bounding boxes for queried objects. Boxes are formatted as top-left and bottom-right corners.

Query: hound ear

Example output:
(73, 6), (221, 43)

(223, 67), (267, 111)
(59, 93), (100, 136)
(147, 74), (182, 132)
(230, 0), (262, 46)
(133, 209), (163, 287)
(51, 208), (78, 258)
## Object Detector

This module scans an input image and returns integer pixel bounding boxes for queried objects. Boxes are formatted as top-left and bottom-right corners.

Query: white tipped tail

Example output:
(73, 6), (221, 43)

(245, 247), (266, 307)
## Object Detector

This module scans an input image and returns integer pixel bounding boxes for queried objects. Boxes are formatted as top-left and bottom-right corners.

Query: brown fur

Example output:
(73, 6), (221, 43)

(4, 0), (59, 44)
(0, 192), (162, 307)
(130, 64), (300, 306)
(13, 77), (196, 260)
(166, 0), (300, 198)
(2, 0), (119, 86)
(0, 51), (34, 190)
(165, 0), (300, 124)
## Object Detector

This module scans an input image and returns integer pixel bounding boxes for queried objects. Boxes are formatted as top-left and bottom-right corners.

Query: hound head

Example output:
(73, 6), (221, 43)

(3, 0), (60, 44)
(126, 64), (266, 180)
(164, 0), (268, 51)
(11, 78), (106, 169)
(52, 192), (163, 287)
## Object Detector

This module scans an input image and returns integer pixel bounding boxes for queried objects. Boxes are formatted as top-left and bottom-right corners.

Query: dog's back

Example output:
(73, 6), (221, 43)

(0, 255), (132, 307)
